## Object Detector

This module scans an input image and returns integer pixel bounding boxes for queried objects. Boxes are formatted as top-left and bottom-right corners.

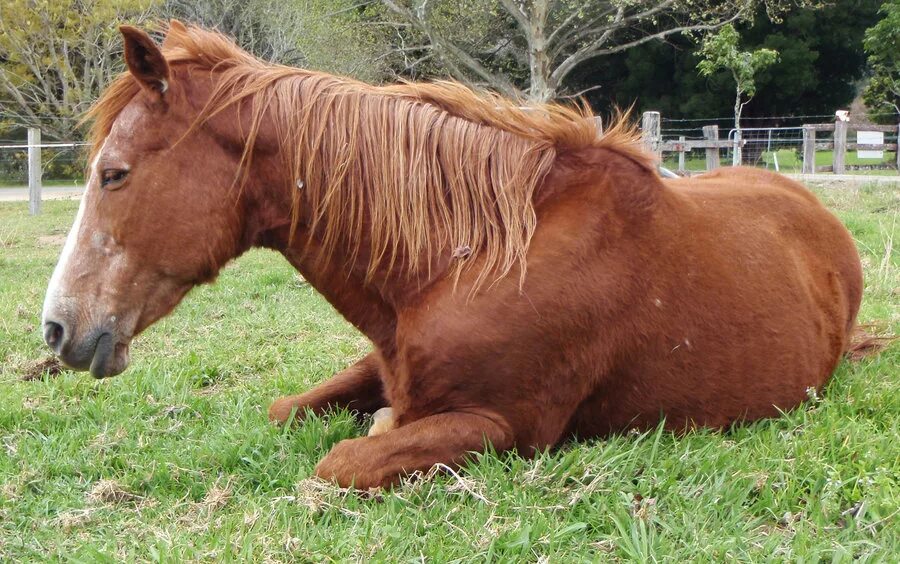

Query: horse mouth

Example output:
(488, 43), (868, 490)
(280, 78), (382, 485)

(56, 331), (131, 379)
(87, 334), (131, 378)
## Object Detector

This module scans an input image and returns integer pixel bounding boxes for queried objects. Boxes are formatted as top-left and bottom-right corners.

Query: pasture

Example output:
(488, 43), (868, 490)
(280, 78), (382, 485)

(0, 183), (898, 561)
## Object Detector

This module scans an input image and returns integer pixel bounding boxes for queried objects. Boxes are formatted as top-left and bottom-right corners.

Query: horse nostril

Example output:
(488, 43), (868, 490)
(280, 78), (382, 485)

(43, 321), (65, 353)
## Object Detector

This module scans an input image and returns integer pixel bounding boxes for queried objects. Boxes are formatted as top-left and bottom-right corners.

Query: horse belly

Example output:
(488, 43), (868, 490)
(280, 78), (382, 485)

(573, 196), (861, 435)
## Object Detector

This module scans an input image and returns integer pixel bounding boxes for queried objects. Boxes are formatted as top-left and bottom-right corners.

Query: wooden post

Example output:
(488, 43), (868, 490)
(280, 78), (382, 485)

(593, 115), (603, 136)
(833, 118), (847, 174)
(802, 125), (815, 174)
(28, 127), (42, 215)
(703, 125), (720, 170)
(732, 129), (742, 166)
(641, 111), (661, 159)
(678, 135), (686, 173)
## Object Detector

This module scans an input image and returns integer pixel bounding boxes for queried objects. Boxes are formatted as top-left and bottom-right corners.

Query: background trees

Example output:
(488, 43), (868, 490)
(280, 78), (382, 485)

(697, 24), (778, 131)
(0, 0), (888, 143)
(0, 0), (155, 140)
(379, 0), (794, 103)
(569, 0), (879, 121)
(162, 0), (392, 81)
(862, 0), (900, 121)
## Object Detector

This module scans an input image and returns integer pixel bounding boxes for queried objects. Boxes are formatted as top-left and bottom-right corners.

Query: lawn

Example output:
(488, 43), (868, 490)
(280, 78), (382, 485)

(0, 183), (898, 561)
(663, 150), (899, 175)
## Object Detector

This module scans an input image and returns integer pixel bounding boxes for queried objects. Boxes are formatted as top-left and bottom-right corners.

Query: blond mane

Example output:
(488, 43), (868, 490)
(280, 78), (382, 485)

(87, 22), (651, 290)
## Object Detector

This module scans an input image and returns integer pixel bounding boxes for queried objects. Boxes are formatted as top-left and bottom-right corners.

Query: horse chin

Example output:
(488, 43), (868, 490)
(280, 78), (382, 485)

(88, 335), (131, 379)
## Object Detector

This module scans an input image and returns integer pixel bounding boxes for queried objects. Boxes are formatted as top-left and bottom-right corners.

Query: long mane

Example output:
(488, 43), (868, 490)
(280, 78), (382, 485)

(87, 23), (651, 290)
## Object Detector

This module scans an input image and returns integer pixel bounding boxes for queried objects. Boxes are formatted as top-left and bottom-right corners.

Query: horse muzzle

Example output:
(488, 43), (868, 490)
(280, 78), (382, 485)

(42, 317), (131, 378)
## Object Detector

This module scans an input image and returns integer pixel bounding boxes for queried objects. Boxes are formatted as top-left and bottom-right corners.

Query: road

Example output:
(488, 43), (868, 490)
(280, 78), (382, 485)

(0, 185), (84, 202)
(0, 173), (896, 203)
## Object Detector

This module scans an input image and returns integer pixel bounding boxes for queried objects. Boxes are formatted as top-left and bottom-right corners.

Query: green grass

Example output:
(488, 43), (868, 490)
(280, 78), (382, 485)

(1, 184), (898, 562)
(664, 150), (899, 174)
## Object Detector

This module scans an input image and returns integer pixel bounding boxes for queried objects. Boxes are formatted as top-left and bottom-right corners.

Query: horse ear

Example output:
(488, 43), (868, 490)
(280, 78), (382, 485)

(163, 19), (188, 49)
(119, 25), (170, 97)
(168, 19), (188, 33)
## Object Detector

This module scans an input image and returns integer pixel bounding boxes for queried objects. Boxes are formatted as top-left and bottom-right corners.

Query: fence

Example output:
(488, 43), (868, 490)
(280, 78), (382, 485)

(0, 128), (88, 214)
(642, 111), (900, 176)
(4, 113), (898, 216)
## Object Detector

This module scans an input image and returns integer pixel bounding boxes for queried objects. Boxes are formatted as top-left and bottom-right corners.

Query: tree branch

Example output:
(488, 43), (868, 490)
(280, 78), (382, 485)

(551, 12), (743, 87)
(380, 0), (522, 97)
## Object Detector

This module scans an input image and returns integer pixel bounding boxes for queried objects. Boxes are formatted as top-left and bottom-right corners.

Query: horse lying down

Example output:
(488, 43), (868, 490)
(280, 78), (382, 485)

(42, 22), (864, 489)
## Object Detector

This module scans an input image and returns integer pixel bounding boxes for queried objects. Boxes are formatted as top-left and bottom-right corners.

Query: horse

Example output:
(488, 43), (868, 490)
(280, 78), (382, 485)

(41, 22), (863, 489)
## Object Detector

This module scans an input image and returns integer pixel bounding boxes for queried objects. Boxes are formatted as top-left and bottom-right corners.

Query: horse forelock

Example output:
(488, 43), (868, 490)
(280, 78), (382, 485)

(85, 23), (652, 291)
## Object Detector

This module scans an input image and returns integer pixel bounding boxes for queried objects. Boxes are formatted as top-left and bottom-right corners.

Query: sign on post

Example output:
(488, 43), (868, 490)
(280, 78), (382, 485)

(857, 131), (884, 160)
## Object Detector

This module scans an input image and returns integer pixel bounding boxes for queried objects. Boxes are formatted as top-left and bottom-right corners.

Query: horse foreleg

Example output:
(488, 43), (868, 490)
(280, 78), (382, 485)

(268, 352), (386, 424)
(314, 410), (513, 489)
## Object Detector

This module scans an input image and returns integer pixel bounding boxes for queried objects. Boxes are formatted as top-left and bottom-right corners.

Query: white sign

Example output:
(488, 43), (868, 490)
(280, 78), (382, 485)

(857, 131), (884, 160)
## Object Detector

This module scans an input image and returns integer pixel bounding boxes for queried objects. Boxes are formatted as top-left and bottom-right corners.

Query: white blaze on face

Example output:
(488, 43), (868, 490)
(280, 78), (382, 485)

(41, 138), (106, 325)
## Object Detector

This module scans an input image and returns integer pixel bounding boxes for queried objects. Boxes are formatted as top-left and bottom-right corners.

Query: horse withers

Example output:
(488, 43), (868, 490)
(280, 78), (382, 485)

(41, 23), (863, 489)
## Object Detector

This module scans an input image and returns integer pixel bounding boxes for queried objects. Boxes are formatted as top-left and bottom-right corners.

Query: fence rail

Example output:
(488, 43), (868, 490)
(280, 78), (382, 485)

(4, 113), (899, 215)
(644, 111), (900, 176)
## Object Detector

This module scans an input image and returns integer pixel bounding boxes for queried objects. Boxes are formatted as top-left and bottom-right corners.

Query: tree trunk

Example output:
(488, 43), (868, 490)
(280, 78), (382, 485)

(526, 0), (555, 102)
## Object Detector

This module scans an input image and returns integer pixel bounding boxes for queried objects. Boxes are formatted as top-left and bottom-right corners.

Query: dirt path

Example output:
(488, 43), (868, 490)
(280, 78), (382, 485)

(0, 185), (84, 202)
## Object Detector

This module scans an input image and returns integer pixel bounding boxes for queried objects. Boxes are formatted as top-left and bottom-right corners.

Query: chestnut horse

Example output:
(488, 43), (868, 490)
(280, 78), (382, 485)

(42, 23), (863, 489)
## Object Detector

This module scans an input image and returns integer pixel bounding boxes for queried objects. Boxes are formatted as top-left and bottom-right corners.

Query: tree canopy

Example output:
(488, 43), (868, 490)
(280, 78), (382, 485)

(697, 24), (778, 129)
(0, 0), (884, 141)
(862, 0), (900, 120)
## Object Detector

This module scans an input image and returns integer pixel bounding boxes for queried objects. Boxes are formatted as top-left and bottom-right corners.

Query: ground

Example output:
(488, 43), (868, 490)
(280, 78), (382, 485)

(0, 183), (898, 561)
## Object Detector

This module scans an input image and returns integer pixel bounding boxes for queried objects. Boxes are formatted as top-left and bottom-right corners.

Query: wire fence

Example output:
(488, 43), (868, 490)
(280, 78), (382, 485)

(659, 121), (899, 176)
(2, 111), (899, 190)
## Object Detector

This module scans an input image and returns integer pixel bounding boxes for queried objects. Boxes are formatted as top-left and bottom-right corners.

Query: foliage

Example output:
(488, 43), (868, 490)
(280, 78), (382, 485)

(862, 1), (900, 121)
(0, 183), (898, 560)
(380, 0), (816, 102)
(0, 0), (156, 140)
(697, 23), (778, 129)
(161, 0), (392, 82)
(0, 0), (391, 142)
(572, 1), (878, 120)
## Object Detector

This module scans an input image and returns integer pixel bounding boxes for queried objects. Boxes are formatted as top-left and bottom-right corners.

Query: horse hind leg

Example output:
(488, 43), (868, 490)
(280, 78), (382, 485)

(314, 409), (514, 489)
(268, 352), (387, 424)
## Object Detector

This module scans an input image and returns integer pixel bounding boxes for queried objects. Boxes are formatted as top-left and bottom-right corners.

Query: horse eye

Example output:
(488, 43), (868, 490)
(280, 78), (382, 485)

(101, 169), (129, 189)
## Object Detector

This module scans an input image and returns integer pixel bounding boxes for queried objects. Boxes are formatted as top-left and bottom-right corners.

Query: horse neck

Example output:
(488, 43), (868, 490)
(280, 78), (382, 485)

(240, 138), (401, 352)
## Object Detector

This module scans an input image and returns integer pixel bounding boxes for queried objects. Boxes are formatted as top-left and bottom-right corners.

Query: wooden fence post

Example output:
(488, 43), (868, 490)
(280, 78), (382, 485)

(802, 125), (816, 174)
(732, 129), (742, 166)
(833, 118), (847, 174)
(677, 136), (686, 173)
(593, 115), (603, 136)
(28, 127), (42, 215)
(702, 125), (719, 170)
(641, 111), (661, 160)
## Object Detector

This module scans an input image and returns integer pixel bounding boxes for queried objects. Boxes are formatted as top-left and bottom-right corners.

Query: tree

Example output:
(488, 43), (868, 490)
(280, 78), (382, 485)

(862, 1), (900, 120)
(564, 1), (875, 120)
(697, 23), (778, 134)
(379, 0), (807, 103)
(0, 0), (155, 140)
(161, 0), (392, 81)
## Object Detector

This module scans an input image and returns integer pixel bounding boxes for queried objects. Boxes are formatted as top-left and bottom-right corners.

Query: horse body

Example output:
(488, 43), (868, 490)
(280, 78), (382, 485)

(42, 23), (862, 489)
(274, 152), (861, 486)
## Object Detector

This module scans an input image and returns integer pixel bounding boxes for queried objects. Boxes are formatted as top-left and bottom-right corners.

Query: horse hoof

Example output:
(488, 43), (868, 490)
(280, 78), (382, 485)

(268, 396), (305, 425)
(367, 407), (395, 436)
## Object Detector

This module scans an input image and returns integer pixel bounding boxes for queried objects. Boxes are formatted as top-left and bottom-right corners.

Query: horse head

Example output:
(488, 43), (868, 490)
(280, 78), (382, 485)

(42, 24), (251, 377)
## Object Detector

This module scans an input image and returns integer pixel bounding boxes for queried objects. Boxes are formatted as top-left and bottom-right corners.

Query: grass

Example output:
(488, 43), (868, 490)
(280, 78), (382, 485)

(1, 183), (898, 562)
(664, 150), (899, 174)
